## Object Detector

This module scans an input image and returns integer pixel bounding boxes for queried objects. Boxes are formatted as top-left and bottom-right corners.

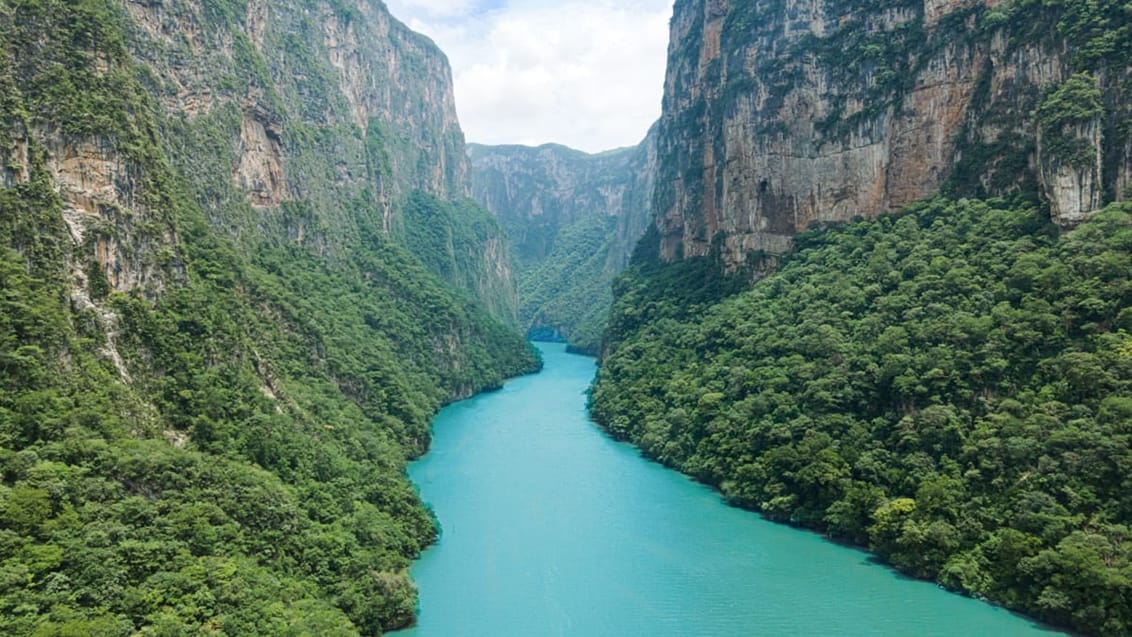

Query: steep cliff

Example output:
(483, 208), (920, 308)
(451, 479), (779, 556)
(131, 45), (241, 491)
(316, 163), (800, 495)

(0, 1), (535, 634)
(469, 132), (656, 352)
(653, 0), (1132, 268)
(591, 1), (1132, 635)
(122, 0), (516, 320)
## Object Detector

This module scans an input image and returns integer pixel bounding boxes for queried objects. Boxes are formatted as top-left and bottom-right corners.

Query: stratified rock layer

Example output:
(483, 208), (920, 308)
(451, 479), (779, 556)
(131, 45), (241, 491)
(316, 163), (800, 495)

(653, 0), (1132, 268)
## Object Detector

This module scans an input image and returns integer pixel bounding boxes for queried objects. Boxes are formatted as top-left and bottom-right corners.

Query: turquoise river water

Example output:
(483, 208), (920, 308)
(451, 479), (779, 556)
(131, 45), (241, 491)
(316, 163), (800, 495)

(397, 343), (1063, 636)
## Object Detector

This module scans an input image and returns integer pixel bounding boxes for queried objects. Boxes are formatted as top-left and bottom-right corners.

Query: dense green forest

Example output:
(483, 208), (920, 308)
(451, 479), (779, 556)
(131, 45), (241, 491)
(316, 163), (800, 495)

(517, 212), (619, 354)
(0, 1), (538, 635)
(399, 192), (519, 324)
(468, 142), (653, 355)
(591, 197), (1132, 636)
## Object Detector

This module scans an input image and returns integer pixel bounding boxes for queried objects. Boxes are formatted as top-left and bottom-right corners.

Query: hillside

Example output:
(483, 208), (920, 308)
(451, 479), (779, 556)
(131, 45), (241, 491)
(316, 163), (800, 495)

(590, 0), (1132, 635)
(468, 137), (655, 353)
(594, 198), (1132, 636)
(0, 1), (537, 634)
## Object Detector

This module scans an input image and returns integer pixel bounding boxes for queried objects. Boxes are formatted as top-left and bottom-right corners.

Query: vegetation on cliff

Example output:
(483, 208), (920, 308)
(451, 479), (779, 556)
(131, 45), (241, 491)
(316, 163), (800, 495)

(516, 212), (619, 353)
(0, 1), (537, 635)
(592, 198), (1132, 636)
(469, 142), (654, 354)
(599, 0), (1132, 631)
(399, 192), (520, 324)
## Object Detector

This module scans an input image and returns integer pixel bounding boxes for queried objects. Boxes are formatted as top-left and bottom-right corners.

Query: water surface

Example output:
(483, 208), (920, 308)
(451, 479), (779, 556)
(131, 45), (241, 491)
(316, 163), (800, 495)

(399, 343), (1061, 636)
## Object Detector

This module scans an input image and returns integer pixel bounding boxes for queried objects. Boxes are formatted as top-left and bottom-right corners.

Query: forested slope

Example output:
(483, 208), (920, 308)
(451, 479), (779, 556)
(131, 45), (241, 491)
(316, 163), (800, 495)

(592, 198), (1132, 636)
(0, 1), (537, 635)
(590, 0), (1132, 633)
(516, 212), (621, 352)
(468, 140), (655, 354)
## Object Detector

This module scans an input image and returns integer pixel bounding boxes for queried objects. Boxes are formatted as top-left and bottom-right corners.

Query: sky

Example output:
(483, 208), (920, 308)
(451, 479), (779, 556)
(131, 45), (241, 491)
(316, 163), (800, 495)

(383, 0), (674, 154)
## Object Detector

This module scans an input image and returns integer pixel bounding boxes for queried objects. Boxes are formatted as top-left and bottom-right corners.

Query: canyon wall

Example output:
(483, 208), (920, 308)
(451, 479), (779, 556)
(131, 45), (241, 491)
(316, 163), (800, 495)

(2, 0), (517, 320)
(468, 131), (656, 352)
(0, 2), (538, 633)
(653, 0), (1132, 268)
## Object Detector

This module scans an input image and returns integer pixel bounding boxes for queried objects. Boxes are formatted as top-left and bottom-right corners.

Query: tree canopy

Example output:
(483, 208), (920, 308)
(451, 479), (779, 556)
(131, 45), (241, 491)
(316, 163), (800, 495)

(592, 198), (1132, 637)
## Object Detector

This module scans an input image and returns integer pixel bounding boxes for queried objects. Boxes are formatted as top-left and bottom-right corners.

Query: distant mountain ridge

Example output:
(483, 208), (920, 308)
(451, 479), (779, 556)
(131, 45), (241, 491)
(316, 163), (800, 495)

(468, 132), (656, 353)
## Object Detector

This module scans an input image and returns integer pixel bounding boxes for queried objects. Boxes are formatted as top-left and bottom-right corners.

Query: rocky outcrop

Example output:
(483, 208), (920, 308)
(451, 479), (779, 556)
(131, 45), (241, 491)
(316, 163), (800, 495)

(1039, 118), (1104, 226)
(124, 0), (467, 204)
(235, 104), (288, 208)
(652, 0), (1132, 268)
(111, 0), (513, 318)
(612, 131), (659, 271)
(41, 131), (181, 299)
(315, 1), (469, 199)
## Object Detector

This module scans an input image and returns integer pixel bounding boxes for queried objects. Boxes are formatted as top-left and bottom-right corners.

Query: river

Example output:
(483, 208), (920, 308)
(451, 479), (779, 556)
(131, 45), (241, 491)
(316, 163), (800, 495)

(397, 343), (1062, 636)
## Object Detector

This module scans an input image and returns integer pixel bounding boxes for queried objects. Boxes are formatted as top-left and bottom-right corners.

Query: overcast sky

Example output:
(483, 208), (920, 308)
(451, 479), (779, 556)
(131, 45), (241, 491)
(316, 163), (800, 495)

(383, 0), (673, 154)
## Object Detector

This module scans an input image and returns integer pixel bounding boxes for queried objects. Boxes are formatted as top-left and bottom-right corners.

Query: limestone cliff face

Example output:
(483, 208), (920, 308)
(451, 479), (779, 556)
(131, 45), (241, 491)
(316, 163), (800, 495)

(1039, 118), (1104, 225)
(653, 0), (1132, 267)
(6, 0), (513, 320)
(43, 131), (182, 299)
(0, 0), (520, 371)
(469, 129), (656, 272)
(468, 130), (656, 350)
(125, 0), (467, 203)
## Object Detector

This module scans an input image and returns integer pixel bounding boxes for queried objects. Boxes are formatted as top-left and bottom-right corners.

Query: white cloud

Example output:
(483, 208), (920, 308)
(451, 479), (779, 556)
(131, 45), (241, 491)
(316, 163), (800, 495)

(385, 0), (672, 153)
(394, 0), (480, 18)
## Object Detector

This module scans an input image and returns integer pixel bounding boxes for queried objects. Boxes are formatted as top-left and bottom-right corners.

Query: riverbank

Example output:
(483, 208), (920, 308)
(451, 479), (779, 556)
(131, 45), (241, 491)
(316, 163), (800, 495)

(396, 344), (1060, 636)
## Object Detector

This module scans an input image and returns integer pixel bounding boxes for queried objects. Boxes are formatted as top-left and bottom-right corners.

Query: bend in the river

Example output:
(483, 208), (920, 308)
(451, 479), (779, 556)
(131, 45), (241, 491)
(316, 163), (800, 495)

(397, 343), (1063, 636)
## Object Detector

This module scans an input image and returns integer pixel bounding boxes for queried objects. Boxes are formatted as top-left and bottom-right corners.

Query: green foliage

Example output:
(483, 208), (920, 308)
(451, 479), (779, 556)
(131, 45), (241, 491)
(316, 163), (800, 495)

(1, 0), (146, 144)
(1050, 0), (1132, 68)
(2, 176), (512, 635)
(399, 192), (518, 323)
(592, 198), (1132, 637)
(0, 1), (538, 635)
(468, 142), (653, 355)
(201, 0), (248, 27)
(517, 213), (619, 355)
(1037, 73), (1104, 169)
(953, 0), (1132, 197)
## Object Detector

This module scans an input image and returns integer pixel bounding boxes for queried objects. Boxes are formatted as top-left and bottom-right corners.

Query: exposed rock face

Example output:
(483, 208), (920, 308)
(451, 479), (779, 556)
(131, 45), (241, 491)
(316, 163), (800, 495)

(469, 128), (657, 272)
(27, 0), (514, 319)
(653, 0), (1132, 268)
(1039, 118), (1104, 226)
(315, 1), (469, 199)
(235, 105), (288, 208)
(42, 130), (181, 299)
(125, 0), (467, 201)
(468, 129), (657, 350)
(0, 0), (523, 389)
